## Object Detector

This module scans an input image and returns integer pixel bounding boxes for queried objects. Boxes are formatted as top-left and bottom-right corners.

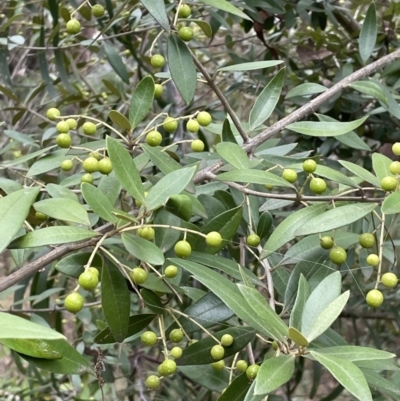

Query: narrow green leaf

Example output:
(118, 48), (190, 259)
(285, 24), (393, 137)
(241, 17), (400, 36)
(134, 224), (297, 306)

(363, 369), (400, 397)
(106, 136), (144, 203)
(167, 34), (196, 104)
(122, 233), (165, 265)
(285, 83), (327, 99)
(262, 204), (327, 257)
(359, 2), (377, 63)
(55, 252), (103, 278)
(27, 150), (68, 177)
(372, 152), (393, 181)
(188, 19), (212, 37)
(179, 365), (228, 392)
(3, 146), (55, 167)
(255, 355), (295, 395)
(295, 203), (378, 236)
(103, 42), (129, 84)
(288, 327), (309, 347)
(237, 284), (289, 343)
(177, 327), (255, 365)
(337, 131), (371, 151)
(222, 118), (237, 143)
(141, 289), (164, 314)
(215, 142), (250, 169)
(289, 275), (310, 330)
(201, 0), (252, 20)
(101, 260), (130, 342)
(310, 352), (373, 401)
(218, 372), (251, 401)
(349, 81), (387, 105)
(129, 75), (154, 129)
(9, 227), (99, 248)
(140, 0), (170, 31)
(216, 169), (294, 188)
(141, 143), (181, 174)
(34, 198), (90, 225)
(0, 338), (62, 360)
(305, 291), (349, 342)
(249, 68), (285, 130)
(382, 192), (400, 214)
(46, 183), (79, 202)
(339, 160), (381, 187)
(81, 183), (117, 223)
(217, 60), (283, 72)
(287, 116), (368, 137)
(108, 110), (131, 130)
(145, 166), (197, 211)
(0, 187), (40, 253)
(313, 346), (395, 361)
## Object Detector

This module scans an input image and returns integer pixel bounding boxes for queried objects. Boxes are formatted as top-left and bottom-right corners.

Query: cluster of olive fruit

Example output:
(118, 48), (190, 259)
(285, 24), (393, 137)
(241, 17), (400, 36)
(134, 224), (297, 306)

(64, 267), (100, 313)
(65, 4), (105, 36)
(278, 159), (327, 194)
(379, 143), (400, 191)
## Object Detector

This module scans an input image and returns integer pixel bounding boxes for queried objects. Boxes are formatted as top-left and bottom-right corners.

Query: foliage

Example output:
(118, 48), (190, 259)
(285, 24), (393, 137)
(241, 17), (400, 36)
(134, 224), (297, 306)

(0, 0), (400, 400)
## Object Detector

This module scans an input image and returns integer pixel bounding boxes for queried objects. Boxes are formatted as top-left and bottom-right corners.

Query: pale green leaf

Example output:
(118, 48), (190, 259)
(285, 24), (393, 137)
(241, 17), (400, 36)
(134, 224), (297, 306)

(359, 2), (377, 63)
(313, 346), (395, 361)
(372, 152), (393, 181)
(217, 60), (283, 72)
(349, 80), (387, 105)
(81, 183), (117, 223)
(339, 160), (380, 187)
(108, 110), (131, 131)
(215, 142), (250, 169)
(285, 83), (327, 99)
(201, 0), (252, 20)
(289, 275), (310, 330)
(140, 0), (170, 31)
(122, 233), (165, 265)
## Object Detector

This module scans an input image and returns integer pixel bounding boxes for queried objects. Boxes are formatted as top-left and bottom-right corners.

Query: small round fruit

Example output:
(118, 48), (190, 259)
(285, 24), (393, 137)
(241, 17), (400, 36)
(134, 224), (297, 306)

(212, 360), (225, 371)
(61, 160), (73, 171)
(246, 364), (260, 381)
(310, 177), (326, 194)
(92, 4), (105, 18)
(89, 151), (101, 160)
(56, 134), (72, 148)
(46, 107), (60, 120)
(174, 240), (192, 258)
(196, 111), (212, 127)
(98, 158), (113, 175)
(66, 118), (77, 129)
(78, 271), (99, 291)
(158, 359), (177, 376)
(163, 116), (178, 133)
(320, 236), (334, 250)
(381, 272), (398, 288)
(359, 233), (375, 248)
(56, 121), (70, 133)
(187, 119), (200, 133)
(139, 226), (155, 240)
(381, 176), (397, 192)
(366, 253), (379, 267)
(64, 292), (84, 313)
(191, 139), (204, 152)
(272, 341), (278, 350)
(169, 329), (184, 343)
(130, 267), (148, 285)
(170, 346), (183, 359)
(151, 54), (165, 68)
(366, 289), (384, 308)
(210, 344), (225, 360)
(247, 234), (260, 247)
(66, 18), (81, 35)
(303, 159), (317, 173)
(236, 360), (248, 372)
(392, 142), (400, 155)
(165, 265), (178, 278)
(35, 211), (47, 221)
(265, 184), (274, 190)
(329, 247), (347, 265)
(82, 121), (97, 135)
(390, 161), (400, 175)
(141, 331), (158, 346)
(205, 231), (222, 247)
(146, 130), (162, 146)
(178, 4), (191, 18)
(145, 375), (160, 389)
(87, 267), (99, 277)
(82, 156), (99, 173)
(220, 334), (233, 347)
(282, 169), (297, 183)
(81, 173), (94, 184)
(178, 26), (194, 41)
(154, 84), (163, 98)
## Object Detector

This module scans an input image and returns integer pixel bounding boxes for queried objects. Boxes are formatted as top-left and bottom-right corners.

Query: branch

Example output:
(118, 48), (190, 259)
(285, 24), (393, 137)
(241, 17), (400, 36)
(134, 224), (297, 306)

(0, 223), (115, 293)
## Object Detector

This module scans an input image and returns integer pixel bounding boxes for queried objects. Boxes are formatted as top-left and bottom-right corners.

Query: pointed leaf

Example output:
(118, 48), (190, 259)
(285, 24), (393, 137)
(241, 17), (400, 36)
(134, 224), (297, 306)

(313, 346), (395, 361)
(255, 355), (295, 395)
(349, 80), (387, 105)
(179, 365), (228, 392)
(122, 233), (165, 265)
(215, 142), (250, 169)
(103, 42), (129, 84)
(310, 352), (373, 401)
(167, 34), (196, 104)
(0, 187), (40, 253)
(0, 338), (62, 359)
(55, 252), (103, 278)
(81, 183), (117, 223)
(288, 327), (309, 347)
(201, 0), (252, 20)
(249, 68), (285, 130)
(107, 136), (145, 203)
(218, 60), (283, 72)
(145, 166), (196, 211)
(382, 191), (400, 214)
(141, 143), (181, 174)
(363, 369), (400, 397)
(372, 152), (394, 181)
(339, 160), (381, 187)
(129, 75), (154, 129)
(140, 0), (170, 31)
(188, 19), (212, 37)
(108, 110), (131, 130)
(101, 260), (130, 342)
(285, 83), (327, 98)
(287, 116), (368, 137)
(295, 203), (378, 236)
(141, 289), (164, 314)
(359, 2), (377, 63)
(289, 275), (310, 330)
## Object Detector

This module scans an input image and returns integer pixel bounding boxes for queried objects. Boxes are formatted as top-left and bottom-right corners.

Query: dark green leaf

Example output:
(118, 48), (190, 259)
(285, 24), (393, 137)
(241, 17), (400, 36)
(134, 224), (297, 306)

(129, 75), (154, 129)
(285, 83), (327, 99)
(141, 143), (181, 174)
(122, 233), (165, 265)
(140, 0), (170, 31)
(201, 0), (252, 20)
(55, 252), (103, 278)
(179, 365), (228, 392)
(349, 81), (387, 105)
(215, 142), (250, 169)
(140, 288), (164, 314)
(218, 372), (251, 401)
(166, 195), (193, 221)
(103, 42), (129, 84)
(81, 182), (117, 223)
(108, 110), (131, 131)
(359, 2), (377, 63)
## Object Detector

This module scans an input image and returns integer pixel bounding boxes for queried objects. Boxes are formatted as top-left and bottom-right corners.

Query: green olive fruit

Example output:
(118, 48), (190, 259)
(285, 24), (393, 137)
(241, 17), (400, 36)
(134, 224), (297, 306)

(392, 142), (400, 156)
(359, 233), (375, 248)
(141, 331), (157, 346)
(169, 329), (184, 343)
(366, 289), (384, 308)
(381, 272), (398, 288)
(146, 130), (162, 146)
(303, 159), (317, 173)
(138, 226), (155, 240)
(320, 236), (334, 249)
(187, 119), (200, 133)
(64, 292), (84, 313)
(246, 364), (260, 381)
(235, 360), (248, 372)
(87, 267), (99, 277)
(191, 139), (204, 152)
(158, 359), (177, 376)
(220, 334), (233, 347)
(78, 271), (99, 291)
(205, 231), (222, 247)
(151, 54), (165, 68)
(47, 108), (60, 120)
(174, 240), (192, 258)
(66, 118), (77, 129)
(246, 234), (260, 247)
(309, 177), (326, 194)
(366, 254), (379, 267)
(66, 18), (81, 35)
(145, 375), (160, 389)
(82, 156), (99, 173)
(154, 84), (163, 98)
(329, 247), (347, 265)
(56, 121), (70, 133)
(265, 184), (274, 190)
(163, 116), (178, 133)
(210, 344), (225, 360)
(81, 173), (94, 184)
(89, 152), (101, 160)
(130, 267), (148, 284)
(196, 111), (212, 126)
(212, 360), (225, 371)
(92, 4), (105, 18)
(178, 4), (191, 18)
(35, 211), (47, 221)
(170, 346), (183, 359)
(164, 265), (178, 278)
(82, 121), (97, 135)
(282, 169), (297, 183)
(61, 160), (73, 171)
(381, 176), (397, 192)
(178, 26), (194, 41)
(390, 161), (400, 175)
(98, 158), (113, 175)
(56, 134), (72, 148)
